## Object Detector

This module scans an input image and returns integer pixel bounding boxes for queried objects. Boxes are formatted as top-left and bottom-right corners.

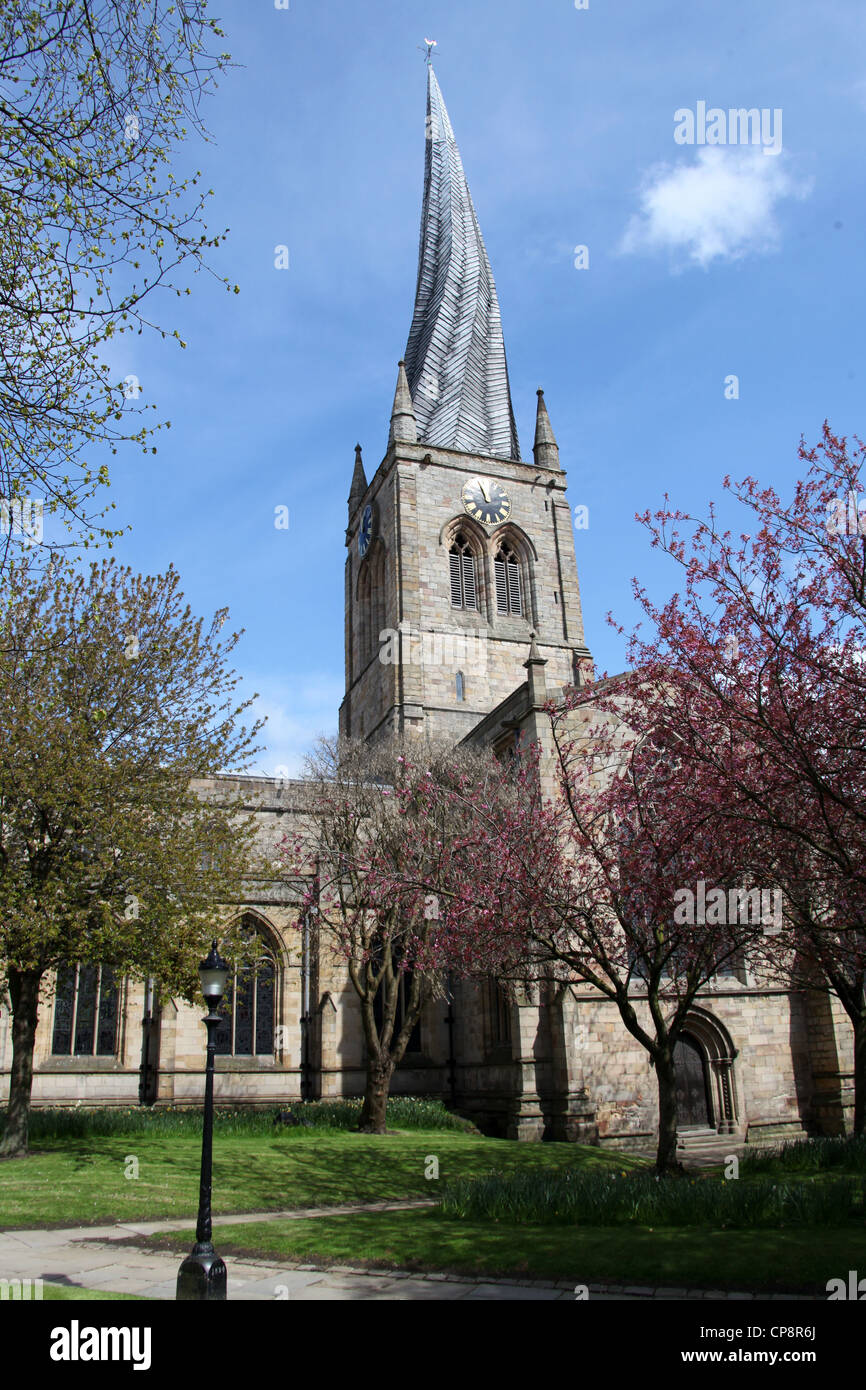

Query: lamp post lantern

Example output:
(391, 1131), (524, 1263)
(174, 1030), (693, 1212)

(177, 940), (230, 1301)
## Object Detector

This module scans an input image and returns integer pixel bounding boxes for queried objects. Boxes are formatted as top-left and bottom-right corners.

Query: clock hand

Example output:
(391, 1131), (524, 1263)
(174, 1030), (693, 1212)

(479, 480), (490, 503)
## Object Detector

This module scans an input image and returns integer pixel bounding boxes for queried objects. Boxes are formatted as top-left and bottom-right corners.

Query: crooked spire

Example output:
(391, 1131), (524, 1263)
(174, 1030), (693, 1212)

(403, 64), (520, 463)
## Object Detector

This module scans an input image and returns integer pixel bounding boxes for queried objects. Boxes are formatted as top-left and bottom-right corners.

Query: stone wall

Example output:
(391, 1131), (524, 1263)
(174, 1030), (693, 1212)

(340, 438), (591, 745)
(0, 776), (855, 1146)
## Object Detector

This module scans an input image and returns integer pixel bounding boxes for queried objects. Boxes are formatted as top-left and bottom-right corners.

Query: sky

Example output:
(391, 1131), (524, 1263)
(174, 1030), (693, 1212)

(82, 0), (866, 777)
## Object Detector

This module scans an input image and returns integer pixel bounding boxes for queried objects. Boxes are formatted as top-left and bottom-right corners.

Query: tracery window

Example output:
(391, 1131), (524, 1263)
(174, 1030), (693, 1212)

(213, 922), (277, 1057)
(52, 963), (119, 1056)
(494, 543), (523, 616)
(449, 534), (478, 610)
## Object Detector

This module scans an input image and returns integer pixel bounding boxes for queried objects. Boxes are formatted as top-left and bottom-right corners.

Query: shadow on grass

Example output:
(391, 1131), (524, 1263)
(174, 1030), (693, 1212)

(135, 1207), (865, 1295)
(0, 1131), (647, 1228)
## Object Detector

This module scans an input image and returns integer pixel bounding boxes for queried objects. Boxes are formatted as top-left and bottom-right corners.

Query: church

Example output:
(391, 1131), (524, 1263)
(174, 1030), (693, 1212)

(1, 64), (853, 1151)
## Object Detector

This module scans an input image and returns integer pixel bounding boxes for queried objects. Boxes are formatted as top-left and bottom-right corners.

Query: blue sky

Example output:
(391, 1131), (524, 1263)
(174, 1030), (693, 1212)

(94, 0), (866, 775)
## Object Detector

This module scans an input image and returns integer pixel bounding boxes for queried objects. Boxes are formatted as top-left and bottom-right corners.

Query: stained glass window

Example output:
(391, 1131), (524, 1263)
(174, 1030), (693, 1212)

(52, 963), (119, 1056)
(213, 922), (277, 1057)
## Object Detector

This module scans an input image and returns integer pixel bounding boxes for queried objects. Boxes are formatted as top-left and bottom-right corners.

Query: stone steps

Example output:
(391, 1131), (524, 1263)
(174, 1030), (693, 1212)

(677, 1127), (735, 1149)
(675, 1128), (744, 1166)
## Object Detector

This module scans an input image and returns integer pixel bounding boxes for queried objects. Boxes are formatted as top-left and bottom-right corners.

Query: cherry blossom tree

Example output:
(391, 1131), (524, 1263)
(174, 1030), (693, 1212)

(622, 423), (866, 1130)
(417, 693), (761, 1174)
(287, 738), (496, 1134)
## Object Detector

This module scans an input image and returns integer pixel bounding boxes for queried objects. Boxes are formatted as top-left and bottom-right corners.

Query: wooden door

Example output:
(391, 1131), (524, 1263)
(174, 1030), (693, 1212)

(674, 1035), (710, 1127)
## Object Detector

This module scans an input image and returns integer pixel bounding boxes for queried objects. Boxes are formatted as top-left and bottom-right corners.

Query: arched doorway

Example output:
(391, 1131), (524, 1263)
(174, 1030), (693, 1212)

(673, 1034), (710, 1128)
(670, 1008), (740, 1134)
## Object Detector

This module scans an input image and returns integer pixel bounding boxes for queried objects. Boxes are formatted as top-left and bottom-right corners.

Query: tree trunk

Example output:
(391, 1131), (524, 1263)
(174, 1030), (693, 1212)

(654, 1047), (684, 1175)
(358, 1057), (394, 1134)
(824, 974), (866, 1137)
(0, 968), (43, 1158)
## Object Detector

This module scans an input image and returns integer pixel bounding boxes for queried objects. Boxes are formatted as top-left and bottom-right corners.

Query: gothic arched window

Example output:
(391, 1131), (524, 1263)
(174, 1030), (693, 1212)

(494, 543), (523, 616)
(456, 671), (465, 702)
(449, 534), (477, 610)
(52, 963), (119, 1056)
(214, 921), (277, 1057)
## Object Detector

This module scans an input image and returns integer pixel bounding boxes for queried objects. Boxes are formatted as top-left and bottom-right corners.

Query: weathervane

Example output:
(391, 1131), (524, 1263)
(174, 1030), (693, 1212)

(422, 37), (437, 66)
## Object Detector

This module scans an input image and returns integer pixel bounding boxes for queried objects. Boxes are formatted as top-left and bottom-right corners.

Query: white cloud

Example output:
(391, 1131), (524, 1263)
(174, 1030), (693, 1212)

(620, 147), (811, 269)
(243, 673), (342, 780)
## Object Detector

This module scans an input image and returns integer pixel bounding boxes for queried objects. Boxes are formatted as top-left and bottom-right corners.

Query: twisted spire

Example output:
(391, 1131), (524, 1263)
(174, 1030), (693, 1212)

(403, 65), (520, 462)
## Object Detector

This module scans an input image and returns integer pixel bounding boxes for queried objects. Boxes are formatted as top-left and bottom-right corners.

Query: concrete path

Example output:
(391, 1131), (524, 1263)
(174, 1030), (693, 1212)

(0, 1202), (813, 1301)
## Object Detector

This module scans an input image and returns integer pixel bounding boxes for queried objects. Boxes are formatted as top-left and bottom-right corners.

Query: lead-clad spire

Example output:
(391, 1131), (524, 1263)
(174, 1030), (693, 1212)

(402, 65), (520, 463)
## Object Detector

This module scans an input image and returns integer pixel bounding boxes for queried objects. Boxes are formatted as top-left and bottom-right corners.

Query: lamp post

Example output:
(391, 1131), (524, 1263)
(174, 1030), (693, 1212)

(177, 941), (230, 1301)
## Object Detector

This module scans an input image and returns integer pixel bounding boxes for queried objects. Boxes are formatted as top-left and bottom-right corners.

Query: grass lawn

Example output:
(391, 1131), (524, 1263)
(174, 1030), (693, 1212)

(0, 1129), (645, 1228)
(135, 1207), (866, 1295)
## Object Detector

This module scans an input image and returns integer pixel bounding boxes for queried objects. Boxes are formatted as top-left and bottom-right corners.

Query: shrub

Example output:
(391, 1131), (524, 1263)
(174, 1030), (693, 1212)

(739, 1134), (866, 1176)
(0, 1097), (474, 1140)
(439, 1167), (865, 1227)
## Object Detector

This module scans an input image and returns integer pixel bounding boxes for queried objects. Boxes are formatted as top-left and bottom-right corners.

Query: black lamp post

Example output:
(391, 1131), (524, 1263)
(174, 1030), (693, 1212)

(177, 941), (230, 1301)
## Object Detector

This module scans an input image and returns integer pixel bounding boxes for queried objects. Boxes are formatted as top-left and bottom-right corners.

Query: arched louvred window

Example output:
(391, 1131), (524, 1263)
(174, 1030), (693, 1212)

(214, 918), (278, 1057)
(52, 963), (119, 1056)
(494, 543), (523, 616)
(448, 534), (477, 610)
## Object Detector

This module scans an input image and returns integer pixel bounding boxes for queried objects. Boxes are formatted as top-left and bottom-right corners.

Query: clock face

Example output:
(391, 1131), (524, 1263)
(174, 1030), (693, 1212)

(358, 503), (373, 557)
(461, 476), (511, 525)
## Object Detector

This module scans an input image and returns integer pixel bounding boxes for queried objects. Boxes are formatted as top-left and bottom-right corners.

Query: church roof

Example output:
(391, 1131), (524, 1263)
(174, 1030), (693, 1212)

(402, 64), (521, 463)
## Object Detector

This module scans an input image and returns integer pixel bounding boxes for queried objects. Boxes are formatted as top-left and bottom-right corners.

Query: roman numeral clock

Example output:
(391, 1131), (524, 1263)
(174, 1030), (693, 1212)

(461, 476), (511, 525)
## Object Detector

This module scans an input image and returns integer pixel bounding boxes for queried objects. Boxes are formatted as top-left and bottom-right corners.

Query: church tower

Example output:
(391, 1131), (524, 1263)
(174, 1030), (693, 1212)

(339, 62), (592, 745)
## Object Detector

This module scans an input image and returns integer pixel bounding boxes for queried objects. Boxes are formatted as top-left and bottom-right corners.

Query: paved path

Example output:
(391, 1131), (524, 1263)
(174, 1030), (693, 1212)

(0, 1218), (584, 1301)
(0, 1202), (813, 1301)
